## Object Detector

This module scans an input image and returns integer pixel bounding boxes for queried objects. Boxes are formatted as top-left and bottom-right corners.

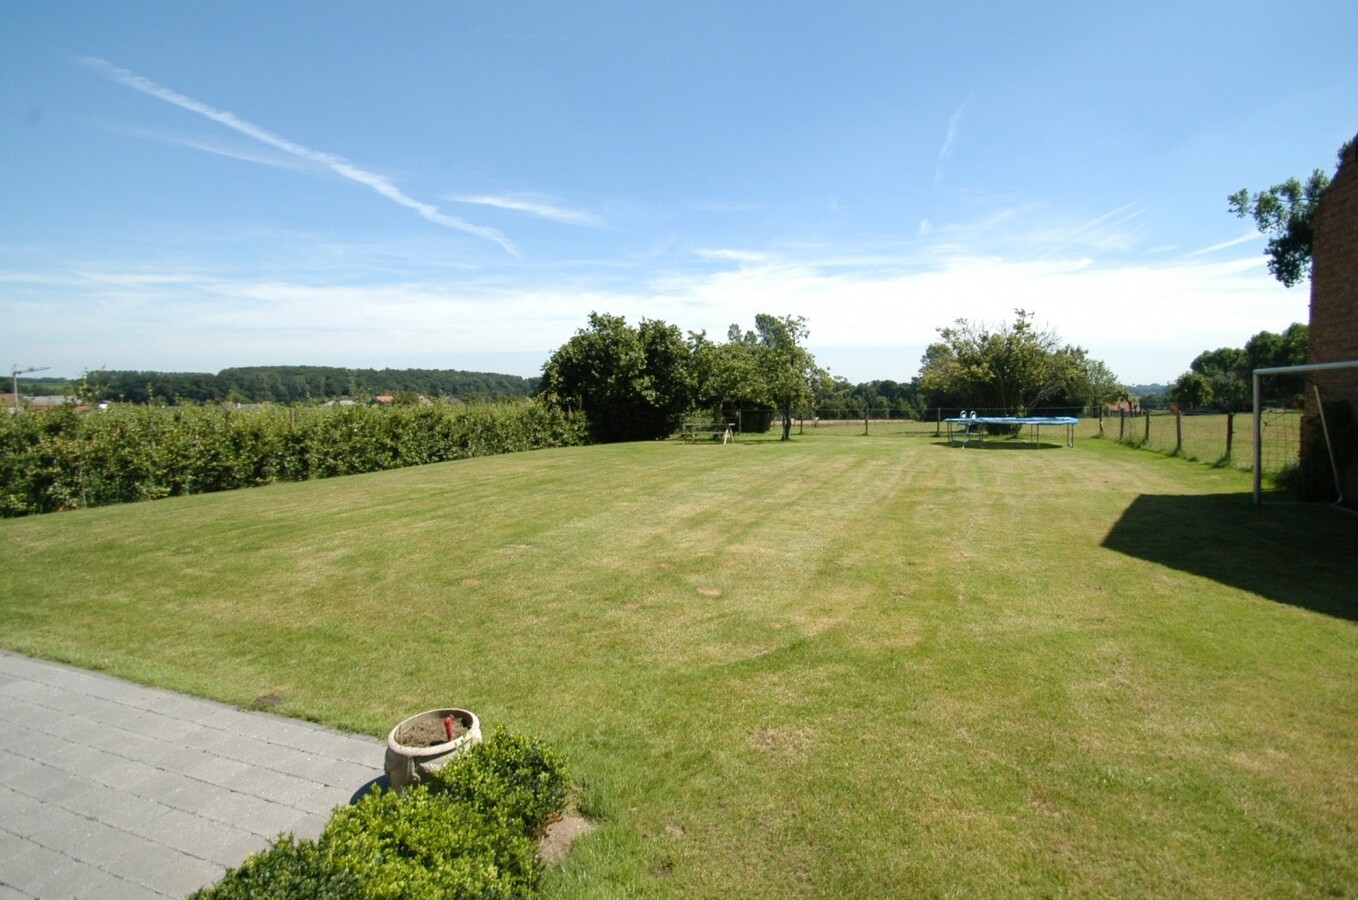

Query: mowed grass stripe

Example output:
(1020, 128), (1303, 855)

(1, 436), (1355, 897)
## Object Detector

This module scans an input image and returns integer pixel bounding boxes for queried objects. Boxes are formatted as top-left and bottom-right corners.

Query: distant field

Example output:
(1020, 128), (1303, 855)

(1, 435), (1354, 896)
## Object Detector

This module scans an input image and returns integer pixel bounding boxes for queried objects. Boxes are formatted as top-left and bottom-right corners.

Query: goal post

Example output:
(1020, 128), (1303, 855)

(1253, 359), (1358, 505)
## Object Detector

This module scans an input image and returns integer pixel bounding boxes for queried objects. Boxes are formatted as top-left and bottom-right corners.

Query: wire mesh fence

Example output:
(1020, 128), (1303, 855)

(697, 407), (1302, 476)
(1101, 408), (1300, 474)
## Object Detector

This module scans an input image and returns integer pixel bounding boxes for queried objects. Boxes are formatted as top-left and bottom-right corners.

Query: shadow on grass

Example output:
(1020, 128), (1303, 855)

(1101, 493), (1358, 622)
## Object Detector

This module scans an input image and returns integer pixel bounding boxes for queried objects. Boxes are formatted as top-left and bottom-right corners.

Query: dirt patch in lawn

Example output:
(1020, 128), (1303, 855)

(538, 811), (596, 866)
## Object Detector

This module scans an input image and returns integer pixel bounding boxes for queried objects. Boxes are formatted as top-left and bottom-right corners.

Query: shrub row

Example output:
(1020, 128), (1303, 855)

(192, 729), (571, 899)
(0, 401), (586, 517)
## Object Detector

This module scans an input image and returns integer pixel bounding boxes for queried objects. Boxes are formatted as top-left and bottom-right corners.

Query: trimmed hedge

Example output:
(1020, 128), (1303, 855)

(0, 400), (586, 517)
(192, 729), (571, 899)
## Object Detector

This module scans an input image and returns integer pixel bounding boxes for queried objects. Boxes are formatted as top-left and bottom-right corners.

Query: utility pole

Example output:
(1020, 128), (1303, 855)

(10, 365), (50, 413)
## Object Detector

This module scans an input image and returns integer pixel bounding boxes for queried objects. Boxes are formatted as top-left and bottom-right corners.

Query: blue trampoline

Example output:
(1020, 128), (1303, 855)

(944, 416), (1079, 448)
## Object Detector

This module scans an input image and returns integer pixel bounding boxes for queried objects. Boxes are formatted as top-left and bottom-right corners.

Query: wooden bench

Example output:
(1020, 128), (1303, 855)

(681, 422), (736, 444)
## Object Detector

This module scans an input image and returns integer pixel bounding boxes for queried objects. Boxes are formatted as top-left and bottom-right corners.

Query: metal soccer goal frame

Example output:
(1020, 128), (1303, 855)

(1252, 359), (1358, 506)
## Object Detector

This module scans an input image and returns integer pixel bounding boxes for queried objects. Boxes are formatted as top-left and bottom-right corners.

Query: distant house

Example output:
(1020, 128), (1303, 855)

(1304, 133), (1358, 502)
(3, 393), (79, 411)
(373, 394), (395, 404)
(30, 396), (76, 409)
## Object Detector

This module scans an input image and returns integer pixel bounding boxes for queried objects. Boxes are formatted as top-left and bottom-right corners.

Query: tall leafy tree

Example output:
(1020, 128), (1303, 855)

(1171, 372), (1213, 411)
(918, 309), (1090, 415)
(1245, 322), (1308, 403)
(1228, 139), (1353, 287)
(538, 312), (693, 443)
(689, 331), (771, 430)
(729, 314), (822, 441)
(1065, 352), (1126, 415)
(1189, 347), (1249, 412)
(1169, 322), (1308, 411)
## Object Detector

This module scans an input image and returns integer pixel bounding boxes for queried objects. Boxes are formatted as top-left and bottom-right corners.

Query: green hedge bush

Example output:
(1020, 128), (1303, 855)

(191, 729), (572, 900)
(430, 729), (569, 838)
(0, 400), (585, 517)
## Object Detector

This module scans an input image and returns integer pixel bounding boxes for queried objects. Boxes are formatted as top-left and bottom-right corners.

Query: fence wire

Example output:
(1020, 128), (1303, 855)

(708, 407), (1301, 476)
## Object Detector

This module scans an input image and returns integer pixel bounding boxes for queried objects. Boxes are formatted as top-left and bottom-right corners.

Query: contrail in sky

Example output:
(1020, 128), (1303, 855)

(934, 99), (969, 188)
(450, 194), (605, 228)
(80, 57), (519, 256)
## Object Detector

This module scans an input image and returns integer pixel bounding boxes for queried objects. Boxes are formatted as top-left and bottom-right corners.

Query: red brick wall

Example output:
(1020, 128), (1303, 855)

(1305, 134), (1358, 502)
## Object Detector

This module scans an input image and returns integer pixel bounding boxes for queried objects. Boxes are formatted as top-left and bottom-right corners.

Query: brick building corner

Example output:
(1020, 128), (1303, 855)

(1304, 132), (1358, 503)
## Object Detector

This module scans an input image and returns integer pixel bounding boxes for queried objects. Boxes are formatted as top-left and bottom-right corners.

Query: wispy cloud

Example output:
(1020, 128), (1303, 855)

(79, 57), (519, 256)
(448, 193), (605, 228)
(934, 98), (969, 188)
(695, 248), (769, 263)
(100, 123), (311, 171)
(1184, 230), (1260, 257)
(5, 231), (1300, 385)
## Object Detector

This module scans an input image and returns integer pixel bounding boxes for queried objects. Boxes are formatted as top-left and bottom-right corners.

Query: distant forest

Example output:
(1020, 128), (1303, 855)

(54, 366), (538, 405)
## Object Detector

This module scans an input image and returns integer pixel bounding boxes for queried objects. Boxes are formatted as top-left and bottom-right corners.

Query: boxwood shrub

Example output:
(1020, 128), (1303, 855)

(191, 729), (572, 899)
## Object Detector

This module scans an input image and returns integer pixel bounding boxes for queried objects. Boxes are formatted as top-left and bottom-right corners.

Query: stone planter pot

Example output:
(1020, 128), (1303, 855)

(384, 707), (482, 791)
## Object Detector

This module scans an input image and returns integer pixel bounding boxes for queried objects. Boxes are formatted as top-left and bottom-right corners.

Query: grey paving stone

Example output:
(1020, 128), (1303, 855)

(294, 783), (354, 816)
(24, 805), (97, 855)
(97, 839), (193, 888)
(90, 756), (163, 791)
(180, 752), (254, 789)
(65, 821), (160, 870)
(201, 829), (274, 869)
(0, 754), (47, 793)
(0, 677), (52, 702)
(154, 853), (228, 898)
(0, 785), (49, 838)
(180, 725), (232, 752)
(41, 713), (107, 743)
(253, 773), (328, 809)
(0, 827), (35, 863)
(95, 729), (170, 766)
(59, 781), (131, 822)
(0, 840), (70, 898)
(27, 857), (119, 900)
(190, 731), (275, 767)
(289, 810), (337, 842)
(131, 709), (205, 743)
(195, 789), (301, 837)
(68, 867), (163, 900)
(303, 756), (381, 792)
(0, 726), (29, 754)
(26, 685), (91, 716)
(47, 742), (117, 777)
(22, 770), (99, 806)
(89, 792), (173, 833)
(0, 652), (387, 900)
(4, 725), (70, 761)
(152, 775), (228, 816)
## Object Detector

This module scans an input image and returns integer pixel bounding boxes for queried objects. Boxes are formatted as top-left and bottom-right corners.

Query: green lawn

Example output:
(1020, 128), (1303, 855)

(2, 435), (1355, 897)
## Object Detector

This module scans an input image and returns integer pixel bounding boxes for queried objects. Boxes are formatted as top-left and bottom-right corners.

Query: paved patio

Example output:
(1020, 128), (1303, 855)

(0, 651), (383, 898)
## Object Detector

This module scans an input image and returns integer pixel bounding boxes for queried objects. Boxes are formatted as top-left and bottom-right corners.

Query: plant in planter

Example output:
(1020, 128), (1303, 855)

(383, 707), (482, 790)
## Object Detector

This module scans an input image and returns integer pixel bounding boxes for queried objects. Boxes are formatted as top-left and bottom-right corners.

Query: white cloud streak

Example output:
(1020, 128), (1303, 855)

(80, 57), (520, 256)
(449, 194), (605, 228)
(11, 240), (1300, 385)
(934, 99), (968, 188)
(1185, 230), (1261, 257)
(99, 123), (311, 171)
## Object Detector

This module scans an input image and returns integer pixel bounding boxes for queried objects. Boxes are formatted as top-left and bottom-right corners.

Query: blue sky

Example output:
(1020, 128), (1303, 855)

(3, 2), (1355, 386)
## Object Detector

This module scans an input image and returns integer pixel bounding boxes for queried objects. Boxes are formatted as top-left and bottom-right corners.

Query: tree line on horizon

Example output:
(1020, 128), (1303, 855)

(65, 366), (539, 406)
(537, 309), (1128, 443)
